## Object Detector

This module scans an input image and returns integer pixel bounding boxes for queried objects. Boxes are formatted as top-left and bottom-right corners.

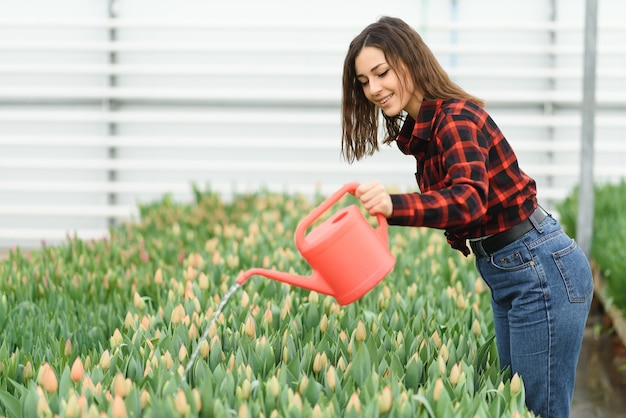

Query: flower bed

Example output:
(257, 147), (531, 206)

(0, 188), (532, 417)
(557, 180), (626, 347)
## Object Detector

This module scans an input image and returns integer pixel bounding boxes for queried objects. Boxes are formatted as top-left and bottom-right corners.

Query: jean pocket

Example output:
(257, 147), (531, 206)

(553, 240), (594, 303)
(489, 244), (534, 271)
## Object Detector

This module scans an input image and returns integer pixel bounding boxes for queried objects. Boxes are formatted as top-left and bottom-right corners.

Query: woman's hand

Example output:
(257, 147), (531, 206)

(354, 181), (393, 217)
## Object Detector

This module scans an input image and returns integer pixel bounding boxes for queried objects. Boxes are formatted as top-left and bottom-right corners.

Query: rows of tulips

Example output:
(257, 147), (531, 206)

(557, 180), (626, 311)
(0, 186), (533, 417)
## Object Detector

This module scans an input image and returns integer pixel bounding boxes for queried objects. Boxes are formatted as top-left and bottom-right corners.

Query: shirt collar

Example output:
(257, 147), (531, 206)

(396, 99), (442, 155)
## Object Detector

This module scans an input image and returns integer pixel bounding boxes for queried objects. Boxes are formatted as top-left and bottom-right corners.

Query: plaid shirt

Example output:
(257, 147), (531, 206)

(388, 99), (537, 255)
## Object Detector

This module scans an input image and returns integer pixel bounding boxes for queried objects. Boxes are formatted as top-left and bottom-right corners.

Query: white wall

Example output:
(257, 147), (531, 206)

(1, 0), (625, 249)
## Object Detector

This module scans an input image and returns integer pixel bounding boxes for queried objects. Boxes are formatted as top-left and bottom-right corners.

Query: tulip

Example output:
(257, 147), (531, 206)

(267, 375), (280, 397)
(198, 272), (209, 290)
(379, 385), (393, 414)
(472, 318), (482, 336)
(178, 344), (188, 362)
(175, 389), (190, 415)
(237, 403), (249, 418)
(64, 339), (73, 357)
(36, 387), (52, 416)
(133, 292), (145, 310)
(153, 268), (163, 285)
(312, 404), (324, 418)
(110, 328), (123, 348)
(193, 388), (202, 412)
(99, 350), (111, 370)
(113, 373), (130, 398)
(64, 392), (81, 418)
(162, 351), (174, 370)
(22, 360), (34, 380)
(200, 339), (210, 359)
(171, 305), (185, 325)
(244, 315), (256, 339)
(346, 393), (361, 414)
(438, 355), (447, 375)
(449, 363), (461, 386)
(38, 362), (58, 393)
(71, 357), (84, 382)
(355, 320), (366, 342)
(326, 366), (337, 390)
(510, 373), (522, 395)
(140, 389), (151, 409)
(111, 394), (127, 418)
(433, 377), (444, 401)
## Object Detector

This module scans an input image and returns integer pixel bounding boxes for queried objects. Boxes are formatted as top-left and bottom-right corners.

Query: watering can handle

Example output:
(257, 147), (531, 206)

(294, 182), (388, 251)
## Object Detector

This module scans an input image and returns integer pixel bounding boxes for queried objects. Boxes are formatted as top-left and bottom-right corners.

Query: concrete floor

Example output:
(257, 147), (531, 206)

(571, 310), (626, 418)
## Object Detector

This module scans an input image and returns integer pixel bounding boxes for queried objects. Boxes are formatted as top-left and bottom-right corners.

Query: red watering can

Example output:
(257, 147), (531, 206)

(236, 182), (396, 305)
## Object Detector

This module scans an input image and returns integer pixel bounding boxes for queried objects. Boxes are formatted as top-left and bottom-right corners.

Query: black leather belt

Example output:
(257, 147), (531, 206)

(470, 208), (548, 257)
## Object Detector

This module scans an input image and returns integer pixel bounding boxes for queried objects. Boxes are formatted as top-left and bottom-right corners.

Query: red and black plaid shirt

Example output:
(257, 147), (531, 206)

(388, 99), (537, 255)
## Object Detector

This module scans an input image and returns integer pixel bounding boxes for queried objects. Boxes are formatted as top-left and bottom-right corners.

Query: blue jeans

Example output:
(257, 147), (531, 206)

(474, 213), (593, 418)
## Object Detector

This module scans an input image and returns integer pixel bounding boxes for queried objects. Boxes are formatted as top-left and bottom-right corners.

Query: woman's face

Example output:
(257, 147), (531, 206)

(354, 46), (421, 119)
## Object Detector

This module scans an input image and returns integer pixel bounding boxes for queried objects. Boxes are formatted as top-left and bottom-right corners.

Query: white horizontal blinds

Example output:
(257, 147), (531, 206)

(1, 0), (625, 248)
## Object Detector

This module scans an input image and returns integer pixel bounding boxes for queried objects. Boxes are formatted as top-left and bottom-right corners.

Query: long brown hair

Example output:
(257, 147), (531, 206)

(341, 16), (484, 163)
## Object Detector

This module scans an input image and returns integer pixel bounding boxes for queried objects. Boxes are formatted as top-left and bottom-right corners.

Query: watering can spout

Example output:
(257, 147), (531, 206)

(236, 268), (334, 296)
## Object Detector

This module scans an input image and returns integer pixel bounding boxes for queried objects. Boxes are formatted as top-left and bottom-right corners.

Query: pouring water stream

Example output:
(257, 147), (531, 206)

(184, 282), (241, 378)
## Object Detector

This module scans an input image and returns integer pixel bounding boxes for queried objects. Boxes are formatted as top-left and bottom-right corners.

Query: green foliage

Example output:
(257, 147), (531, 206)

(557, 180), (626, 309)
(0, 187), (534, 417)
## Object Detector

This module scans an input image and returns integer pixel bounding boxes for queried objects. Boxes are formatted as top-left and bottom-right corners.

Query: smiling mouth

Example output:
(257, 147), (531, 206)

(379, 94), (393, 106)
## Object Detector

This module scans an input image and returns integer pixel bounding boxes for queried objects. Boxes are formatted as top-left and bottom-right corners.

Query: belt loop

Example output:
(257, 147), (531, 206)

(529, 207), (544, 233)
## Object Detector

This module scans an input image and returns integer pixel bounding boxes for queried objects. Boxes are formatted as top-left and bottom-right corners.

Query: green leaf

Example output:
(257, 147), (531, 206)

(0, 389), (21, 418)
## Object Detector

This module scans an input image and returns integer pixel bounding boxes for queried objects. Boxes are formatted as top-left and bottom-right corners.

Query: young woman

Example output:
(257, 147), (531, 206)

(342, 16), (593, 418)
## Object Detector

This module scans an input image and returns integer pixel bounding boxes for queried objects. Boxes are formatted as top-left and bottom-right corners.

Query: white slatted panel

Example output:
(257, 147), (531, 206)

(1, 0), (625, 248)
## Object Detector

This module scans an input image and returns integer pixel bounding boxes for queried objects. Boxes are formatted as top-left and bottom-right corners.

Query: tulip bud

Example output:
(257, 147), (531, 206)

(198, 272), (209, 290)
(200, 339), (210, 359)
(71, 357), (84, 382)
(154, 268), (163, 285)
(267, 376), (280, 398)
(433, 377), (444, 401)
(449, 363), (461, 386)
(244, 315), (256, 339)
(474, 277), (485, 294)
(112, 394), (127, 418)
(64, 339), (73, 357)
(312, 404), (324, 418)
(326, 366), (337, 390)
(140, 389), (151, 409)
(237, 403), (249, 418)
(36, 388), (51, 416)
(22, 361), (34, 380)
(510, 372), (522, 395)
(240, 290), (250, 308)
(438, 355), (446, 375)
(178, 345), (188, 362)
(346, 393), (361, 413)
(99, 350), (111, 370)
(431, 330), (441, 348)
(124, 311), (135, 329)
(379, 385), (393, 414)
(171, 305), (185, 325)
(134, 292), (145, 310)
(38, 362), (58, 393)
(355, 320), (367, 342)
(64, 392), (81, 418)
(472, 318), (482, 336)
(175, 389), (190, 415)
(110, 328), (123, 348)
(319, 314), (328, 332)
(113, 373), (130, 398)
(162, 351), (174, 370)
